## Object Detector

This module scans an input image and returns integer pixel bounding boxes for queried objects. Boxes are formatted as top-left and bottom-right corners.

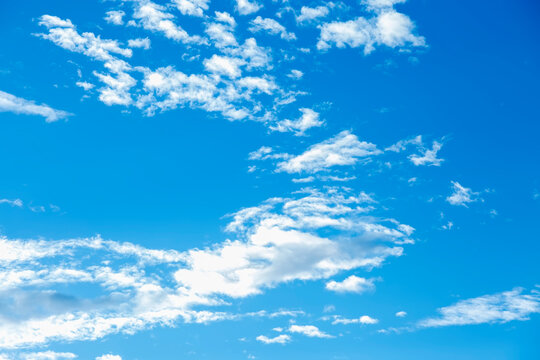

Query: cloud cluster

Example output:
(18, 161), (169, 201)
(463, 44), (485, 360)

(0, 185), (415, 349)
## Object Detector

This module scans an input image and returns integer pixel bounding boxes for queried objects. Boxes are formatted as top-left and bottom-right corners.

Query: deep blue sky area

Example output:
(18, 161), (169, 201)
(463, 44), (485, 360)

(0, 0), (539, 359)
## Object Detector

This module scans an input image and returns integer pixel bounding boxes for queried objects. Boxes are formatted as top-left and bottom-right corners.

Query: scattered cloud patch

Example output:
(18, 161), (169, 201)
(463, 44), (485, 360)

(409, 141), (444, 166)
(446, 181), (480, 207)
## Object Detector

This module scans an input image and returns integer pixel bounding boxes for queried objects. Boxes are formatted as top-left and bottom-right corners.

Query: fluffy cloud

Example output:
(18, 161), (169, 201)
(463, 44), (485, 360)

(173, 0), (209, 17)
(408, 141), (444, 166)
(325, 275), (376, 294)
(255, 334), (290, 344)
(0, 90), (71, 123)
(249, 17), (296, 41)
(130, 0), (204, 44)
(317, 7), (425, 53)
(418, 288), (540, 327)
(296, 6), (330, 23)
(288, 325), (333, 338)
(446, 181), (480, 207)
(395, 311), (407, 317)
(275, 131), (381, 174)
(104, 10), (125, 25)
(271, 108), (323, 135)
(203, 55), (244, 78)
(235, 0), (261, 15)
(127, 38), (151, 49)
(38, 15), (132, 61)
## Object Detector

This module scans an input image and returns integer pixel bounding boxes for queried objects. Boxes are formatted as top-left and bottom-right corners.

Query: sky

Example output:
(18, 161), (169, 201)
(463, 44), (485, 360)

(0, 0), (539, 359)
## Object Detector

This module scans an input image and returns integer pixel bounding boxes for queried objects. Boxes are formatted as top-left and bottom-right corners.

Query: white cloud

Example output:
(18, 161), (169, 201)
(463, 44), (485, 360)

(287, 69), (303, 79)
(446, 181), (480, 207)
(255, 334), (290, 344)
(75, 81), (94, 91)
(215, 11), (236, 27)
(95, 355), (121, 360)
(325, 275), (376, 294)
(323, 305), (336, 313)
(385, 135), (422, 152)
(0, 198), (23, 207)
(395, 311), (407, 317)
(249, 17), (296, 41)
(203, 55), (244, 78)
(0, 90), (71, 123)
(418, 288), (540, 328)
(296, 6), (330, 23)
(362, 0), (407, 11)
(16, 351), (77, 360)
(235, 0), (261, 15)
(173, 0), (209, 17)
(317, 9), (425, 54)
(38, 15), (132, 61)
(288, 325), (333, 338)
(127, 38), (151, 50)
(104, 10), (125, 25)
(271, 108), (323, 135)
(37, 16), (137, 106)
(331, 315), (378, 325)
(131, 0), (204, 44)
(408, 141), (443, 166)
(275, 131), (382, 174)
(206, 22), (238, 47)
(177, 187), (409, 299)
(441, 221), (453, 230)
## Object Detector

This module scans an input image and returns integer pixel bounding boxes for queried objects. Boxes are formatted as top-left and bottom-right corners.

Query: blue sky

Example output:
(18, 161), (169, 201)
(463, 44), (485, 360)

(0, 0), (539, 359)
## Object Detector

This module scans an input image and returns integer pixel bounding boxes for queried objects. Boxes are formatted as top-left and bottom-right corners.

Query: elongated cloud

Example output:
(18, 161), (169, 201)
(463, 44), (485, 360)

(276, 131), (381, 174)
(288, 325), (333, 338)
(0, 91), (71, 123)
(418, 288), (540, 328)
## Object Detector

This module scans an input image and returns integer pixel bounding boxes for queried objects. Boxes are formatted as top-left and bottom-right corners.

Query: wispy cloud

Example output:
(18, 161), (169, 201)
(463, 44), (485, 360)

(418, 288), (540, 328)
(446, 181), (481, 207)
(0, 91), (71, 122)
